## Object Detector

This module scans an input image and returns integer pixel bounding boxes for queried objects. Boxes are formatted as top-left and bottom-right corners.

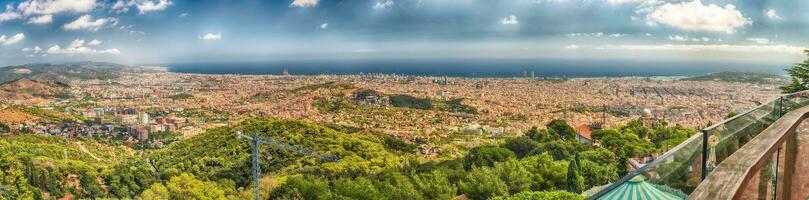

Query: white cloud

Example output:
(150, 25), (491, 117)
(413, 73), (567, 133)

(747, 37), (770, 44)
(199, 32), (221, 40)
(667, 35), (722, 42)
(605, 0), (645, 5)
(373, 0), (394, 10)
(765, 9), (782, 20)
(136, 0), (171, 14)
(111, 0), (172, 14)
(564, 44), (579, 49)
(26, 14), (51, 24)
(111, 0), (136, 13)
(41, 39), (120, 56)
(645, 0), (751, 34)
(598, 44), (806, 54)
(118, 24), (145, 35)
(500, 15), (518, 25)
(566, 32), (605, 37)
(0, 5), (21, 22)
(22, 46), (43, 54)
(63, 15), (117, 31)
(0, 33), (25, 45)
(319, 23), (328, 29)
(668, 35), (688, 41)
(290, 0), (319, 7)
(608, 33), (625, 38)
(88, 39), (102, 46)
(178, 12), (189, 18)
(16, 0), (96, 16)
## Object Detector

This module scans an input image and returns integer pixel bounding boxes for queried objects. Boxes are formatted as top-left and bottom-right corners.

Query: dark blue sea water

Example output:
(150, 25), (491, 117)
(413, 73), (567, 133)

(167, 59), (788, 77)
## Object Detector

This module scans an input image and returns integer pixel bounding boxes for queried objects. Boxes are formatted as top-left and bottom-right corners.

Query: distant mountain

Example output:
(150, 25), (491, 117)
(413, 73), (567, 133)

(681, 71), (787, 84)
(0, 61), (136, 84)
(0, 77), (71, 104)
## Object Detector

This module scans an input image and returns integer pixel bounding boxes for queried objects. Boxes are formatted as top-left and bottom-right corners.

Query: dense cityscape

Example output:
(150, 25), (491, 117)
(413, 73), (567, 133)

(1, 68), (782, 147)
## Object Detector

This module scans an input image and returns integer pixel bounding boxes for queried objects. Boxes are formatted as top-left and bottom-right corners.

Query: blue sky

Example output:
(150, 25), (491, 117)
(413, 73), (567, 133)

(0, 0), (806, 67)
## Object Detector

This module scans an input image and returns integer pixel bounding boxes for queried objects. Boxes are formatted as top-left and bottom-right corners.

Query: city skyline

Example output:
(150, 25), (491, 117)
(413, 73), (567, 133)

(0, 0), (806, 67)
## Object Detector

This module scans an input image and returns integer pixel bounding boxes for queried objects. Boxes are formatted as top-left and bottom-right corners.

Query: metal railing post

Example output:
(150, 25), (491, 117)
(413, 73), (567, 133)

(779, 96), (784, 117)
(701, 129), (709, 180)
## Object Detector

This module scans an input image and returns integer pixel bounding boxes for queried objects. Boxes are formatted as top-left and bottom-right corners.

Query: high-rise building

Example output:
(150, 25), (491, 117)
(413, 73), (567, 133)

(140, 112), (149, 125)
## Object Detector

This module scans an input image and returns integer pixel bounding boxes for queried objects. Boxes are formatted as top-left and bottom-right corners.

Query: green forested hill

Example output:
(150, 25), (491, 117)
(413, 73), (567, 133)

(0, 135), (133, 199)
(0, 61), (146, 84)
(147, 118), (404, 187)
(0, 118), (406, 199)
(681, 71), (787, 84)
(0, 117), (692, 200)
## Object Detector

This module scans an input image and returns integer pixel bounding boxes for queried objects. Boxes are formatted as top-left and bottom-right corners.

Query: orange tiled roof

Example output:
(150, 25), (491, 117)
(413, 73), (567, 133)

(575, 124), (593, 140)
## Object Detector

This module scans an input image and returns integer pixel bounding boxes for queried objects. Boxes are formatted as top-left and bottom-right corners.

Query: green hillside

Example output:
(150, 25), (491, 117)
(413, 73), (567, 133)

(147, 118), (404, 187)
(0, 117), (695, 199)
(681, 71), (787, 84)
(0, 135), (133, 199)
(0, 62), (143, 84)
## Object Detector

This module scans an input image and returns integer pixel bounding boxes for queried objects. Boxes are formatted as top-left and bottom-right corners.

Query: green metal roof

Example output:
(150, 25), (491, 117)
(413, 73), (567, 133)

(598, 175), (685, 200)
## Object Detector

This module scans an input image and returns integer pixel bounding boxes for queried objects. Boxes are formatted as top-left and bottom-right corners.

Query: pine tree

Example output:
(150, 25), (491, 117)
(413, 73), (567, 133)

(781, 50), (809, 93)
(566, 154), (585, 193)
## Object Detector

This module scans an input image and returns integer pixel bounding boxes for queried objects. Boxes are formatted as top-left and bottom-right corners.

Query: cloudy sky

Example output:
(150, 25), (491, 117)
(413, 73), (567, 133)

(0, 0), (806, 67)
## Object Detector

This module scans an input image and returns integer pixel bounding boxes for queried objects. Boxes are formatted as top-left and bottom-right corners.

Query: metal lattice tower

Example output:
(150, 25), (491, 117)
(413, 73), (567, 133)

(235, 131), (339, 200)
(251, 133), (261, 200)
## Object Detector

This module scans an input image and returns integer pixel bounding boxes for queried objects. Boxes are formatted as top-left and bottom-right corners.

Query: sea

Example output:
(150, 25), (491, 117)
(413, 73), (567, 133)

(166, 59), (789, 78)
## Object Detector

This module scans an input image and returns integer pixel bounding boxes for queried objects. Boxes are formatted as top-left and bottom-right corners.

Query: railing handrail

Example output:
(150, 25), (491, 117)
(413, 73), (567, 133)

(688, 102), (809, 199)
(702, 90), (803, 131)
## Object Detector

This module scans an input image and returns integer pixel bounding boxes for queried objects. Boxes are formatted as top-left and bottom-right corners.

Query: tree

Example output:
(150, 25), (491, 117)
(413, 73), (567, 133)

(617, 156), (629, 176)
(781, 50), (809, 93)
(459, 167), (509, 200)
(332, 177), (384, 199)
(104, 158), (156, 198)
(140, 183), (170, 199)
(464, 146), (516, 169)
(0, 164), (39, 200)
(141, 173), (227, 200)
(272, 175), (332, 200)
(525, 126), (553, 142)
(412, 170), (458, 200)
(504, 136), (540, 158)
(493, 159), (532, 194)
(566, 155), (584, 193)
(547, 120), (577, 140)
(519, 153), (567, 191)
(377, 172), (423, 200)
(535, 140), (577, 160)
(578, 159), (618, 188)
(578, 149), (617, 166)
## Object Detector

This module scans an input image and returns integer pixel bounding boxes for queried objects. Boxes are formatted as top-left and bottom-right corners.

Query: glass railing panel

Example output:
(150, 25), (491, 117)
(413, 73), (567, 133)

(591, 91), (809, 200)
(782, 91), (809, 113)
(592, 131), (703, 199)
(704, 100), (779, 174)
